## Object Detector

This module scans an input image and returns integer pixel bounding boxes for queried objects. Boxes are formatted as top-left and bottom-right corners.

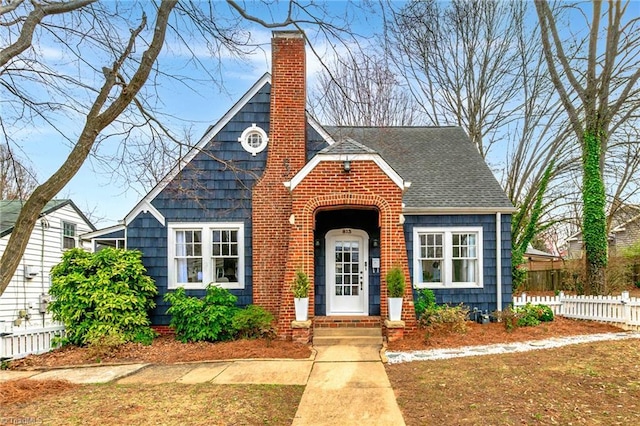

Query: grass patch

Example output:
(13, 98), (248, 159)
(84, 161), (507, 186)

(2, 382), (303, 425)
(387, 340), (640, 425)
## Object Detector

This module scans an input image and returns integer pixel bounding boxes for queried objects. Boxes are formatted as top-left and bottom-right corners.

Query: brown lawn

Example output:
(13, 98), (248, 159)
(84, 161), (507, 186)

(2, 315), (637, 425)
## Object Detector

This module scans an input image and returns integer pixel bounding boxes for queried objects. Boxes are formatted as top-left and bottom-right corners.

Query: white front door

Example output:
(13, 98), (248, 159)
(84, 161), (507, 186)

(326, 229), (369, 315)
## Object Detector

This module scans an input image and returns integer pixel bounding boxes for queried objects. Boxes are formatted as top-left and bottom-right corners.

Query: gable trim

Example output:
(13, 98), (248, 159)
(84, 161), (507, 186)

(284, 153), (408, 191)
(125, 200), (165, 226)
(80, 223), (125, 240)
(122, 73), (272, 223)
(307, 114), (336, 145)
(612, 212), (640, 233)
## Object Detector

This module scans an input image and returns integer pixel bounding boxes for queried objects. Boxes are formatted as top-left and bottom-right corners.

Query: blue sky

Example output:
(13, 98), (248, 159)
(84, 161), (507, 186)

(14, 1), (381, 227)
(11, 1), (635, 232)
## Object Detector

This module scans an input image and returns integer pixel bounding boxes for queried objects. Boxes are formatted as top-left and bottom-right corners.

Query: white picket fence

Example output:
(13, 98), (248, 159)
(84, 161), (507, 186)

(513, 291), (640, 331)
(0, 325), (65, 360)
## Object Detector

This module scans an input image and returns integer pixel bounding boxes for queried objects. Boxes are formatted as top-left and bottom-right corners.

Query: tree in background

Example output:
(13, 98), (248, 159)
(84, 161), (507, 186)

(0, 144), (37, 199)
(310, 50), (420, 126)
(0, 0), (178, 296)
(0, 0), (361, 296)
(385, 0), (577, 250)
(535, 0), (640, 294)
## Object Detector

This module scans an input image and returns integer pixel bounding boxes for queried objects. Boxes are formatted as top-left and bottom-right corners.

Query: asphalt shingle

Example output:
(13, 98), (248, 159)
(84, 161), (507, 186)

(324, 126), (514, 211)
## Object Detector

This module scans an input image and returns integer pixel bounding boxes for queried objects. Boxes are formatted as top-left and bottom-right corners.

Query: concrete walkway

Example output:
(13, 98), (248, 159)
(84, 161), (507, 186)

(0, 359), (314, 385)
(292, 345), (405, 426)
(7, 332), (637, 423)
(1, 344), (405, 425)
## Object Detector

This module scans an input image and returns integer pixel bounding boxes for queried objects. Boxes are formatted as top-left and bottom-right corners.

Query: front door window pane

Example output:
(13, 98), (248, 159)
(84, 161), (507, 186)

(334, 240), (360, 297)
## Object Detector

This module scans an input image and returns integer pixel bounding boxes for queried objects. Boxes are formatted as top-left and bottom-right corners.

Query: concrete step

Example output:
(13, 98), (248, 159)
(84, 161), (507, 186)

(313, 335), (383, 346)
(314, 327), (382, 337)
(313, 327), (383, 346)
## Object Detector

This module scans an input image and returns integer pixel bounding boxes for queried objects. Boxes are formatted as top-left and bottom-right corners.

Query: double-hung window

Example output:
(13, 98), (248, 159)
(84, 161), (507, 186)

(168, 223), (244, 290)
(413, 227), (483, 288)
(62, 221), (77, 250)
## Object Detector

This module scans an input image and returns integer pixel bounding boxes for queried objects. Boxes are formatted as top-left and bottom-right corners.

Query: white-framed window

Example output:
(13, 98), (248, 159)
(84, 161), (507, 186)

(62, 221), (77, 250)
(94, 239), (126, 252)
(238, 123), (268, 156)
(413, 227), (483, 289)
(168, 222), (244, 290)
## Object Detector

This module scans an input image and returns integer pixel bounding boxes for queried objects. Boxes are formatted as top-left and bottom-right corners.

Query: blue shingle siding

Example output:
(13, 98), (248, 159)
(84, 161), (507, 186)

(313, 239), (326, 316)
(368, 244), (381, 315)
(501, 215), (513, 307)
(404, 214), (512, 313)
(307, 124), (329, 158)
(93, 229), (125, 239)
(126, 83), (331, 325)
(127, 212), (170, 324)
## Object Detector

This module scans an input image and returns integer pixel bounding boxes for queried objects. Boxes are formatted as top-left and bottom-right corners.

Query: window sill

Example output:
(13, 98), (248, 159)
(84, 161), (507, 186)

(415, 282), (483, 290)
(168, 282), (244, 290)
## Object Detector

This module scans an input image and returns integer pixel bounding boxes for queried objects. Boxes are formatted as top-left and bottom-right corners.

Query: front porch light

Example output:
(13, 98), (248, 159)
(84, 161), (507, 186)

(343, 160), (351, 173)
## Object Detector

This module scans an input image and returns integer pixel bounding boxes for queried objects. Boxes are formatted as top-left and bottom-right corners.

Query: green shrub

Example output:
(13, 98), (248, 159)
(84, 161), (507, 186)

(414, 288), (437, 319)
(420, 304), (469, 336)
(164, 285), (238, 342)
(386, 266), (405, 298)
(636, 281), (640, 289)
(507, 303), (554, 329)
(49, 248), (157, 347)
(232, 305), (275, 339)
(291, 269), (310, 298)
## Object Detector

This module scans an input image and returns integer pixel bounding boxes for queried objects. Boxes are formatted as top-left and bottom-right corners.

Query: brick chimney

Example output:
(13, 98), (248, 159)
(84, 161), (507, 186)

(252, 31), (307, 317)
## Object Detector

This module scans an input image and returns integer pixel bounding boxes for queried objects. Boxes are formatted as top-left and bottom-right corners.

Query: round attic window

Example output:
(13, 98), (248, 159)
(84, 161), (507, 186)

(238, 124), (268, 156)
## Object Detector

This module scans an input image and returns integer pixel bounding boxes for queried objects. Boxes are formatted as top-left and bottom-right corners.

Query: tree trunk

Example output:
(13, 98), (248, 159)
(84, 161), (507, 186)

(581, 129), (608, 294)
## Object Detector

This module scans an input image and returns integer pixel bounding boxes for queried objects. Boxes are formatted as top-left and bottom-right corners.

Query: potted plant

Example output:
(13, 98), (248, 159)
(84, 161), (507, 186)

(386, 266), (405, 321)
(291, 268), (310, 321)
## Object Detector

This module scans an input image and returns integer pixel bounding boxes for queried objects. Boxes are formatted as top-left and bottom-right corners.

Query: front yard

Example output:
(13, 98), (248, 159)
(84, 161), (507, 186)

(2, 316), (639, 425)
(3, 338), (639, 425)
(1, 382), (303, 426)
(388, 339), (640, 425)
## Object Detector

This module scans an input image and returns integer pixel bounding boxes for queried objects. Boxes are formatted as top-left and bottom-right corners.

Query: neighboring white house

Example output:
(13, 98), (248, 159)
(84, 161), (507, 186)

(0, 199), (95, 332)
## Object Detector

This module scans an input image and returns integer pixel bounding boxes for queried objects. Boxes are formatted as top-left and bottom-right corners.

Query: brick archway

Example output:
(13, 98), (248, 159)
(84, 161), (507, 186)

(277, 160), (417, 337)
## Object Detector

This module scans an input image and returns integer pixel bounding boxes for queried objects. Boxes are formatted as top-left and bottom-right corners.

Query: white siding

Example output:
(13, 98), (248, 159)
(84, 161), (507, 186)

(0, 204), (93, 332)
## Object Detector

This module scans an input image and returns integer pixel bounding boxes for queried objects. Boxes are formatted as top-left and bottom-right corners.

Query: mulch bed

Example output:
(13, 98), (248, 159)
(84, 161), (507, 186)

(8, 336), (312, 370)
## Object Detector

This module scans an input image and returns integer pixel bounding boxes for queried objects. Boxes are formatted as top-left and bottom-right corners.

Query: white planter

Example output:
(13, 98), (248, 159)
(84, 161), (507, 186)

(294, 297), (309, 321)
(388, 297), (403, 321)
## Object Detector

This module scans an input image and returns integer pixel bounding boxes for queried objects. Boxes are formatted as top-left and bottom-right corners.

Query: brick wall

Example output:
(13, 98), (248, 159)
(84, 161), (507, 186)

(279, 160), (417, 336)
(252, 32), (307, 317)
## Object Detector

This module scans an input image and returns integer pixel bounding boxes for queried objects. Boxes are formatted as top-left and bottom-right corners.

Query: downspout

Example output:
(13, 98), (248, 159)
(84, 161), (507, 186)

(496, 212), (502, 311)
(40, 218), (49, 327)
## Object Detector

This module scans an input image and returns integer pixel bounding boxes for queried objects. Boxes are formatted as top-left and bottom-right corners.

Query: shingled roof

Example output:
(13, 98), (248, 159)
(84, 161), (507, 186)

(0, 199), (95, 238)
(318, 137), (378, 155)
(324, 126), (514, 212)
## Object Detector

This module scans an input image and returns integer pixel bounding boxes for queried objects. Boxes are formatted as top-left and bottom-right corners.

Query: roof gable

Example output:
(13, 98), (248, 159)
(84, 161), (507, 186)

(124, 73), (333, 225)
(285, 149), (409, 191)
(0, 199), (96, 237)
(324, 126), (514, 213)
